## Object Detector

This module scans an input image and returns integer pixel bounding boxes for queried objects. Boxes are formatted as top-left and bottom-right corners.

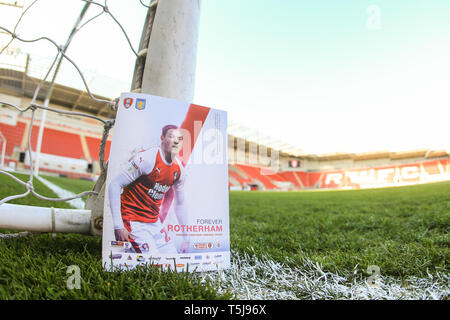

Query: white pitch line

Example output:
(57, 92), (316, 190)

(0, 231), (32, 239)
(36, 176), (86, 209)
(197, 250), (450, 300)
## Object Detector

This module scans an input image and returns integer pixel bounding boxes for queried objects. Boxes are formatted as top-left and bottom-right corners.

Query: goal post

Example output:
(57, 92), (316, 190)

(132, 0), (200, 100)
(0, 203), (91, 234)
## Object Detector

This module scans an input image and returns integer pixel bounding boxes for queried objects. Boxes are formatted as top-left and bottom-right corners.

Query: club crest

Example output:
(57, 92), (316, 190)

(123, 97), (133, 109)
(136, 98), (146, 110)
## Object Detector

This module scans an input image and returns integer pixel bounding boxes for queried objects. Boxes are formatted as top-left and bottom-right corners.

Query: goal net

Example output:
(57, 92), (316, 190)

(0, 0), (200, 236)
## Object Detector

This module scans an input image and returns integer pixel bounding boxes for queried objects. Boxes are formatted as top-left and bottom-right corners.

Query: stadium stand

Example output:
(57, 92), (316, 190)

(278, 171), (303, 188)
(1, 53), (449, 189)
(30, 126), (84, 159)
(0, 121), (26, 155)
(0, 107), (112, 178)
(228, 169), (250, 186)
(1, 106), (449, 188)
(84, 135), (111, 162)
(234, 164), (278, 190)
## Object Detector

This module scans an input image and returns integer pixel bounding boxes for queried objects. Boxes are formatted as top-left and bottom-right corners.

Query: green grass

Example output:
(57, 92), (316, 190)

(40, 174), (96, 200)
(0, 172), (73, 209)
(230, 182), (450, 279)
(0, 233), (232, 299)
(0, 172), (232, 299)
(0, 174), (449, 299)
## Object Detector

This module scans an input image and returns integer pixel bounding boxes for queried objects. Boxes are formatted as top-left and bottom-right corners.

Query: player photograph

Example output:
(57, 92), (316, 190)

(108, 124), (189, 254)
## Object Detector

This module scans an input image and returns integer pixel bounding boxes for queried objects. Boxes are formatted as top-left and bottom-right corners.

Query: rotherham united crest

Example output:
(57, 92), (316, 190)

(123, 97), (133, 109)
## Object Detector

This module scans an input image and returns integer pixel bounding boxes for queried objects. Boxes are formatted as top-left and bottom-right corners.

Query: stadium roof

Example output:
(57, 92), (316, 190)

(228, 120), (305, 157)
(1, 51), (448, 160)
(302, 149), (450, 161)
(0, 47), (308, 157)
(0, 66), (307, 157)
(2, 69), (448, 161)
(0, 67), (115, 118)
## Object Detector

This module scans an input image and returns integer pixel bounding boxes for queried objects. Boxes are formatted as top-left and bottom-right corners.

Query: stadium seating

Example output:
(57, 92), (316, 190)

(0, 118), (111, 177)
(1, 119), (449, 190)
(85, 136), (111, 162)
(278, 171), (303, 188)
(228, 165), (252, 185)
(0, 121), (26, 156)
(234, 164), (278, 190)
(305, 172), (323, 189)
(30, 126), (84, 159)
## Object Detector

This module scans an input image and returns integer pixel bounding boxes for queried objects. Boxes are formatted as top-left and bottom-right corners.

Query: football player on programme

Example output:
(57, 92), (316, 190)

(108, 125), (189, 254)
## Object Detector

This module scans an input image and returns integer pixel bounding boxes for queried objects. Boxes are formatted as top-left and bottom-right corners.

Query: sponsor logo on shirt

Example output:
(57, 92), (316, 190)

(147, 182), (170, 200)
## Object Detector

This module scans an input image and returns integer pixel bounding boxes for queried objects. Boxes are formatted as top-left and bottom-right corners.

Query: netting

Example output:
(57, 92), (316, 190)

(0, 0), (155, 208)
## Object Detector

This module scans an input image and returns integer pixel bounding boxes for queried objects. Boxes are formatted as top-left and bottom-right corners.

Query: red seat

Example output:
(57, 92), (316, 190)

(85, 136), (111, 162)
(30, 126), (84, 159)
(0, 121), (26, 155)
(235, 164), (278, 189)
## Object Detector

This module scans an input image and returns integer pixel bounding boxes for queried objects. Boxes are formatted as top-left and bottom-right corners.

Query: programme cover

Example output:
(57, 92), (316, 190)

(102, 93), (230, 272)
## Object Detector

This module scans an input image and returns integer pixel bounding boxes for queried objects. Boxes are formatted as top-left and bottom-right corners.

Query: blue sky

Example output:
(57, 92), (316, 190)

(1, 0), (449, 154)
(195, 0), (450, 154)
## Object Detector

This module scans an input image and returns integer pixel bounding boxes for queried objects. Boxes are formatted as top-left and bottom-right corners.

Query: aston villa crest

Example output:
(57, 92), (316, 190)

(136, 98), (146, 110)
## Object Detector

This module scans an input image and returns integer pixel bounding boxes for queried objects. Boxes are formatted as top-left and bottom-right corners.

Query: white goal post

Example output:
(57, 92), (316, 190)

(0, 0), (201, 235)
(0, 203), (91, 234)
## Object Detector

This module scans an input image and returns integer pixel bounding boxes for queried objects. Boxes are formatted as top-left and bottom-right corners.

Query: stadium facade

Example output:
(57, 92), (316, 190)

(1, 50), (449, 191)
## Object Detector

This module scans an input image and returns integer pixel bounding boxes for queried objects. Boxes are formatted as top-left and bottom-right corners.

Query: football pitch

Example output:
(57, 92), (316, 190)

(0, 173), (449, 299)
